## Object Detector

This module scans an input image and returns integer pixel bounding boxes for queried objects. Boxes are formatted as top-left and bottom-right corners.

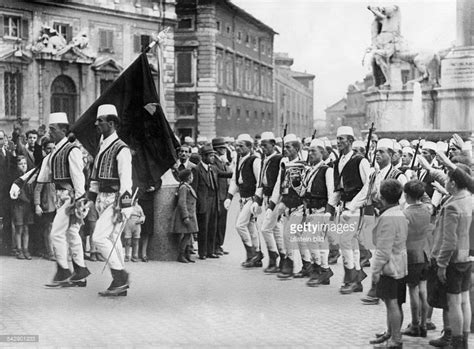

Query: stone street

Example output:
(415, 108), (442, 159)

(2, 215), (470, 349)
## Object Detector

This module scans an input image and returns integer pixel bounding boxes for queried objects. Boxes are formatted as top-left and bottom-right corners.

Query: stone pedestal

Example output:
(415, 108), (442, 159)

(364, 88), (436, 131)
(148, 169), (180, 261)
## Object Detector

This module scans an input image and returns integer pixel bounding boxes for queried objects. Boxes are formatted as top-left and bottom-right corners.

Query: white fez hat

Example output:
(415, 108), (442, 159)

(260, 132), (276, 142)
(377, 138), (395, 150)
(423, 141), (437, 152)
(197, 136), (208, 143)
(352, 140), (365, 149)
(336, 126), (354, 137)
(304, 137), (312, 145)
(275, 137), (282, 143)
(437, 141), (448, 153)
(97, 104), (118, 118)
(184, 136), (194, 143)
(310, 139), (325, 149)
(283, 133), (298, 143)
(236, 133), (253, 143)
(402, 146), (414, 155)
(399, 139), (410, 148)
(49, 112), (68, 124)
(393, 142), (402, 152)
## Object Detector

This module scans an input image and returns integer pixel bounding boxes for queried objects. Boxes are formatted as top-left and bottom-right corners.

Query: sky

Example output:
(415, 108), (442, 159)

(232, 0), (457, 120)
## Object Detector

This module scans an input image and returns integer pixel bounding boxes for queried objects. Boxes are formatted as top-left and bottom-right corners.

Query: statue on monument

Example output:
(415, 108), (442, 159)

(365, 5), (443, 89)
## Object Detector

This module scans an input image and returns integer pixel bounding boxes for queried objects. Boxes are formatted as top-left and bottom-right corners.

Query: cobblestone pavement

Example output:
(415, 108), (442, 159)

(0, 206), (471, 348)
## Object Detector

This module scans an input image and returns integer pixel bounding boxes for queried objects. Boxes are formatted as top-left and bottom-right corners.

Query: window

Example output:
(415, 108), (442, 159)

(245, 61), (251, 91)
(226, 25), (231, 35)
(236, 57), (242, 90)
(134, 34), (151, 53)
(99, 29), (114, 53)
(253, 65), (259, 95)
(216, 21), (221, 32)
(176, 51), (194, 85)
(53, 22), (72, 42)
(176, 103), (196, 118)
(100, 79), (113, 95)
(4, 72), (22, 117)
(2, 15), (28, 39)
(225, 58), (233, 90)
(246, 110), (250, 122)
(261, 42), (265, 54)
(254, 111), (258, 123)
(245, 34), (250, 45)
(237, 31), (242, 43)
(216, 52), (224, 87)
(226, 106), (231, 120)
(177, 17), (193, 30)
(253, 36), (258, 51)
(236, 108), (241, 121)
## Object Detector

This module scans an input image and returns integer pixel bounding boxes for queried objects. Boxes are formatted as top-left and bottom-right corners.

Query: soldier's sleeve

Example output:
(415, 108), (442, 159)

(117, 147), (133, 196)
(227, 166), (238, 198)
(326, 167), (338, 209)
(252, 157), (261, 197)
(269, 163), (283, 210)
(68, 147), (85, 199)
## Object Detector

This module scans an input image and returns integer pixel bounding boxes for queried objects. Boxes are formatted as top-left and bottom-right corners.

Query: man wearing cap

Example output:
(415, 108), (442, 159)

(212, 137), (233, 255)
(400, 146), (415, 175)
(251, 132), (284, 272)
(418, 141), (439, 199)
(40, 112), (90, 288)
(392, 142), (403, 170)
(268, 134), (309, 279)
(355, 138), (407, 303)
(224, 134), (262, 267)
(352, 140), (367, 157)
(301, 139), (337, 286)
(89, 104), (133, 296)
(192, 144), (219, 259)
(333, 126), (371, 294)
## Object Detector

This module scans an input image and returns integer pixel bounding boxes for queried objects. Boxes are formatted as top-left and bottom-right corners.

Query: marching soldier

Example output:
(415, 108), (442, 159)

(251, 132), (284, 273)
(301, 139), (337, 286)
(224, 134), (262, 267)
(268, 134), (310, 279)
(39, 112), (90, 287)
(89, 104), (134, 297)
(333, 126), (371, 294)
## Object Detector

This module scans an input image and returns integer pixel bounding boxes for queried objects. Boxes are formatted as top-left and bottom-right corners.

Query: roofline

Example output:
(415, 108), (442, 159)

(223, 0), (278, 35)
(324, 98), (347, 111)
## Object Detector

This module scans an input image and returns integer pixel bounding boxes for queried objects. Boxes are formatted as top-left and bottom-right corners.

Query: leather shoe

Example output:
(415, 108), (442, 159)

(207, 254), (219, 258)
(199, 256), (207, 260)
(369, 332), (390, 345)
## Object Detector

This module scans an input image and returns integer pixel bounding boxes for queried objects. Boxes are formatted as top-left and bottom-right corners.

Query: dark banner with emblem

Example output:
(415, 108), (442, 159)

(71, 52), (179, 186)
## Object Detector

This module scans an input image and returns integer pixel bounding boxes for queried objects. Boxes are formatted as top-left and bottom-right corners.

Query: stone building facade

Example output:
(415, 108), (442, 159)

(273, 52), (314, 138)
(0, 0), (176, 135)
(174, 0), (275, 141)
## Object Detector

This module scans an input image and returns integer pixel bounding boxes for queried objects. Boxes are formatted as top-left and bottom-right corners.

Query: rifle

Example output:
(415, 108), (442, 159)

(281, 123), (288, 156)
(365, 122), (375, 160)
(410, 137), (422, 170)
(305, 129), (317, 163)
(371, 141), (377, 167)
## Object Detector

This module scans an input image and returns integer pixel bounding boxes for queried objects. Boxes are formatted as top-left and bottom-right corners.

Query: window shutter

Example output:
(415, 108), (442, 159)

(133, 35), (140, 52)
(66, 25), (72, 42)
(21, 19), (28, 40)
(177, 52), (192, 84)
(107, 30), (113, 51)
(99, 30), (106, 50)
(17, 73), (22, 117)
(0, 16), (4, 37)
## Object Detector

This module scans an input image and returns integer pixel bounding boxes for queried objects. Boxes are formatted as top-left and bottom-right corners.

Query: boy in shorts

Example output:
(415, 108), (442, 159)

(370, 179), (408, 349)
(123, 202), (145, 262)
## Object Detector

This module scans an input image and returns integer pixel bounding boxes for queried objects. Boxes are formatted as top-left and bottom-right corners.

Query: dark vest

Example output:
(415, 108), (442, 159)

(304, 165), (329, 209)
(262, 154), (283, 197)
(238, 155), (257, 198)
(333, 154), (364, 202)
(419, 170), (435, 198)
(91, 138), (128, 193)
(51, 141), (79, 189)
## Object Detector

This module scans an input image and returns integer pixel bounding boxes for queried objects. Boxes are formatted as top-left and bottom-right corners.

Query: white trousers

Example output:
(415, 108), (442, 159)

(235, 198), (259, 249)
(260, 199), (284, 254)
(92, 193), (124, 270)
(50, 191), (84, 269)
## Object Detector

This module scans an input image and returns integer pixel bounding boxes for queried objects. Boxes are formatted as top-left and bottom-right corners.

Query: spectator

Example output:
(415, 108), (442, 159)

(10, 156), (35, 260)
(15, 129), (43, 170)
(370, 179), (408, 348)
(138, 182), (158, 262)
(0, 130), (15, 253)
(33, 138), (56, 260)
(123, 202), (145, 262)
(430, 163), (472, 349)
(402, 180), (433, 337)
(174, 169), (198, 263)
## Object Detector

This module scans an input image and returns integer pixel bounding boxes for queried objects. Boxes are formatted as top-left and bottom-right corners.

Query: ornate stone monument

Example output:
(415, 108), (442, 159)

(363, 3), (473, 140)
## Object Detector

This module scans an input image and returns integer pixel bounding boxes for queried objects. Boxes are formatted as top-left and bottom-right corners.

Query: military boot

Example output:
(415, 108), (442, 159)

(339, 267), (357, 294)
(69, 260), (91, 287)
(277, 257), (294, 279)
(428, 329), (452, 347)
(264, 250), (279, 273)
(307, 267), (333, 287)
(45, 264), (73, 288)
(294, 260), (312, 278)
(98, 269), (129, 297)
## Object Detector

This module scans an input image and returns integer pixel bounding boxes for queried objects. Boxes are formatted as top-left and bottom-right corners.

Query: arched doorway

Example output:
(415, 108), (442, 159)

(51, 75), (77, 123)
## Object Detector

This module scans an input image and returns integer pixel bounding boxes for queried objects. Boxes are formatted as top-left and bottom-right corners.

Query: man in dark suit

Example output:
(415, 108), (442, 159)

(0, 130), (15, 252)
(212, 137), (233, 255)
(192, 144), (219, 259)
(15, 129), (43, 170)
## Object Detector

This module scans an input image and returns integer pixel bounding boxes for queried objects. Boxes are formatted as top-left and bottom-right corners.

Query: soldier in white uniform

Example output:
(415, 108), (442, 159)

(224, 134), (262, 268)
(89, 104), (134, 297)
(39, 112), (90, 287)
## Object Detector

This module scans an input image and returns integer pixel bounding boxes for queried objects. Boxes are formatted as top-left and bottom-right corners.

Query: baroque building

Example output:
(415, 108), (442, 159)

(174, 0), (276, 140)
(273, 52), (314, 138)
(0, 0), (176, 134)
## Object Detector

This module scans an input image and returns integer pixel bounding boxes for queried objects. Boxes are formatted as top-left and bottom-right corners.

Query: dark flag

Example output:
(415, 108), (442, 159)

(72, 52), (179, 186)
